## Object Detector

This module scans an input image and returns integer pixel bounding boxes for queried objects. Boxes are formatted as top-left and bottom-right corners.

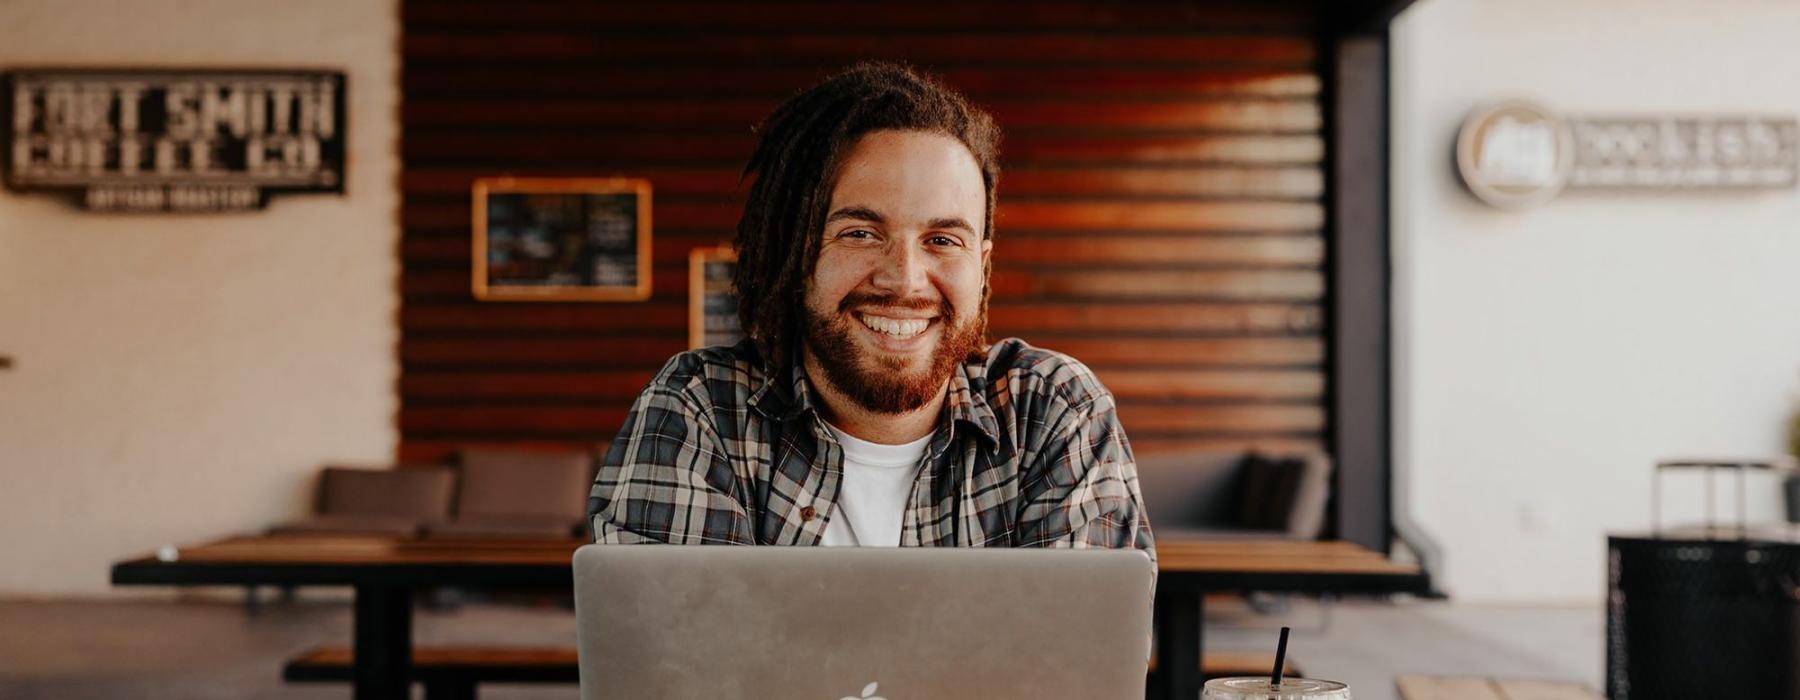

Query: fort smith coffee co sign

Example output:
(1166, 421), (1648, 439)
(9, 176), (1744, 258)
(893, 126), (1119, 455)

(1457, 100), (1798, 208)
(4, 68), (345, 212)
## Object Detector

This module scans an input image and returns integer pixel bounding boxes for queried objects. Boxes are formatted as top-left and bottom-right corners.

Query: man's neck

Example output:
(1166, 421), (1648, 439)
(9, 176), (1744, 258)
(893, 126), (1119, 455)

(800, 354), (946, 445)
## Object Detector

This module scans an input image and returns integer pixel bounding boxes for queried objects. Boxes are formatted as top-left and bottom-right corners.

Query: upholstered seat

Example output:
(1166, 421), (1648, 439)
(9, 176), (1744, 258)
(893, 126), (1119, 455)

(421, 449), (594, 539)
(269, 465), (457, 537)
(1133, 450), (1332, 540)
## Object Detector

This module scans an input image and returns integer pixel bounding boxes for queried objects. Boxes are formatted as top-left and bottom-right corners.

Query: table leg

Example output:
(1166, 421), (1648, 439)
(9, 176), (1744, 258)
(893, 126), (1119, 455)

(1151, 587), (1204, 700)
(353, 583), (413, 700)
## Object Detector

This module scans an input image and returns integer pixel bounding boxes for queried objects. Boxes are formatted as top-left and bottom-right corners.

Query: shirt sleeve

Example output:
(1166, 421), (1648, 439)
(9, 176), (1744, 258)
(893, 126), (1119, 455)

(587, 379), (756, 545)
(1014, 392), (1157, 566)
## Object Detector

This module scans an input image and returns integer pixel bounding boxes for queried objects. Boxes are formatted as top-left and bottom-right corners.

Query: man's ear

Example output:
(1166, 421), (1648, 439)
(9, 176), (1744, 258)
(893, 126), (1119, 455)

(981, 238), (993, 263)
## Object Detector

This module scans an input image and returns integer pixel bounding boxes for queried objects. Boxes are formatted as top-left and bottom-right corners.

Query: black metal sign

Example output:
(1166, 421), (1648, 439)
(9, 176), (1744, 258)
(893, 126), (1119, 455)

(4, 68), (346, 212)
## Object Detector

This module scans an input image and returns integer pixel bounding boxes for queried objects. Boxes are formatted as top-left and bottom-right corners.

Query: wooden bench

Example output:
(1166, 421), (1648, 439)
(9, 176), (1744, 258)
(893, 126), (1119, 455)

(285, 645), (1300, 697)
(284, 646), (577, 700)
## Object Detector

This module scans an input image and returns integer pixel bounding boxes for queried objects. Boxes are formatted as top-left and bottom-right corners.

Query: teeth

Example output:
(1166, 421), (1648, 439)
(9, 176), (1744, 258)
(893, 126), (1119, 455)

(859, 314), (929, 338)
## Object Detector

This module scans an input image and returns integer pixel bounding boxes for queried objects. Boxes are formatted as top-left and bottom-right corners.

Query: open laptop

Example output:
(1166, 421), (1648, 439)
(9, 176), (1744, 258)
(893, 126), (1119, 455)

(572, 545), (1154, 700)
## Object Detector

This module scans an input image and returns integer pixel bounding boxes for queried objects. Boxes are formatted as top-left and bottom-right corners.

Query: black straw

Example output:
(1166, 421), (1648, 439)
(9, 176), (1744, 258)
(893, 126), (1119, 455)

(1270, 626), (1291, 687)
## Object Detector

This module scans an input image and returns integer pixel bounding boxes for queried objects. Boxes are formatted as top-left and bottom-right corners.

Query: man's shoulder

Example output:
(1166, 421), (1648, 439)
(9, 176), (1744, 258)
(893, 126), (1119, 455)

(647, 339), (768, 408)
(977, 337), (1112, 410)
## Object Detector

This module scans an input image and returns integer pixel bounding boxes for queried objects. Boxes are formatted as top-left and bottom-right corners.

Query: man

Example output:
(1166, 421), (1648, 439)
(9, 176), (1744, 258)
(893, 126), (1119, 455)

(587, 62), (1153, 560)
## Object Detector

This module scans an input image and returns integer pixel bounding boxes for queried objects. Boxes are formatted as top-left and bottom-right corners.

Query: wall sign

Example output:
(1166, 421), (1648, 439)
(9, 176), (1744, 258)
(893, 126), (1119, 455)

(472, 177), (652, 302)
(689, 246), (742, 348)
(1457, 100), (1798, 208)
(4, 68), (346, 212)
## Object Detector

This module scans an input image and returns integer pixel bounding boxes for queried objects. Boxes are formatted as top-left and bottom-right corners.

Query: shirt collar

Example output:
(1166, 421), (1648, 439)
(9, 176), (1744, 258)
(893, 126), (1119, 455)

(944, 355), (1000, 445)
(748, 347), (1000, 445)
(744, 347), (800, 421)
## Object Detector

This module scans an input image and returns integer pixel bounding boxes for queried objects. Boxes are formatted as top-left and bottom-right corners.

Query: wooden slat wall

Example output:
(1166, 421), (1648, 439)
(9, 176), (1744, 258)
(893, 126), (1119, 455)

(399, 0), (1326, 462)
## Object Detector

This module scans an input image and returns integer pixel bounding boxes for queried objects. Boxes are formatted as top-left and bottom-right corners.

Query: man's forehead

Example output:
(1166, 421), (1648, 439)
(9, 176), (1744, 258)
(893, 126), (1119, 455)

(823, 131), (986, 232)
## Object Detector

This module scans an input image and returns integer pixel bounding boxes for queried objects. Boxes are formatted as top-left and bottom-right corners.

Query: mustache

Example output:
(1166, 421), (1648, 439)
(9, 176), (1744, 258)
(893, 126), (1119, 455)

(836, 290), (953, 318)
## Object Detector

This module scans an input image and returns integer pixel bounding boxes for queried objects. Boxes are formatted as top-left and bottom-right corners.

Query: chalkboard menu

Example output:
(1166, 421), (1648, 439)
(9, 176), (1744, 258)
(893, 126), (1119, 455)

(689, 246), (742, 348)
(3, 68), (346, 212)
(472, 177), (651, 301)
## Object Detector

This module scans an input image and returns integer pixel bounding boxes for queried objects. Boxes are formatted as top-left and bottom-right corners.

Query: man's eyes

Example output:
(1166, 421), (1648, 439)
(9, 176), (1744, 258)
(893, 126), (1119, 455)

(831, 229), (962, 248)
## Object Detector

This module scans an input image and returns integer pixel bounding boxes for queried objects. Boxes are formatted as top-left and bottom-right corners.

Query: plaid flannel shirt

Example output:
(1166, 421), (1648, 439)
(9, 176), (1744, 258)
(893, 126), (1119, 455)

(587, 337), (1155, 567)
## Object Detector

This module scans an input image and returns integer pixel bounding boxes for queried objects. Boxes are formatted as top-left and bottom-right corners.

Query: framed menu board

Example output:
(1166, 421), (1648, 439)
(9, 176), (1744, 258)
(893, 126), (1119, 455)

(471, 177), (651, 301)
(689, 246), (743, 348)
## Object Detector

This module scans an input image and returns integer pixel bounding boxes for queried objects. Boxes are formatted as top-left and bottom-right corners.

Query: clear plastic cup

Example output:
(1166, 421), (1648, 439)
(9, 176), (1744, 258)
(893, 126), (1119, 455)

(1201, 677), (1352, 700)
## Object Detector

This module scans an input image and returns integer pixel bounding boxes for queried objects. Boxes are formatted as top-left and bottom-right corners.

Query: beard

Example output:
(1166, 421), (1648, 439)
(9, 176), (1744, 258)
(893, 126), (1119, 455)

(801, 289), (984, 414)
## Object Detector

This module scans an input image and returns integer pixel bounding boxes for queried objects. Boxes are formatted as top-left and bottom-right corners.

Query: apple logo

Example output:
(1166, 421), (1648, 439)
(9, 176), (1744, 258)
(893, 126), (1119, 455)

(838, 681), (886, 700)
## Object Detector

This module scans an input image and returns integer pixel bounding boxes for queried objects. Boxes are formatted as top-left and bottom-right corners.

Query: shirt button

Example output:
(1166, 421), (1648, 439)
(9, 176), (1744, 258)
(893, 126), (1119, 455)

(800, 506), (816, 521)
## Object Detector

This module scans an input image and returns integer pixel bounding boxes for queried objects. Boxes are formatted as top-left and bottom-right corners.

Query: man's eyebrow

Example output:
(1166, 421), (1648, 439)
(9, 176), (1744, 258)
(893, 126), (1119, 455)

(824, 206), (884, 225)
(926, 217), (975, 234)
(823, 207), (974, 234)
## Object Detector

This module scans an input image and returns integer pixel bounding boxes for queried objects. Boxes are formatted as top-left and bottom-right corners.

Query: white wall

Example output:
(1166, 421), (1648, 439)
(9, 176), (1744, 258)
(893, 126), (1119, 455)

(1392, 0), (1800, 602)
(0, 0), (399, 595)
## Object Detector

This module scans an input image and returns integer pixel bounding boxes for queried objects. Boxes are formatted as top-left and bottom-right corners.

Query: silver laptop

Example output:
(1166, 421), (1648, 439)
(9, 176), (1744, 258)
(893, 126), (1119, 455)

(572, 545), (1154, 700)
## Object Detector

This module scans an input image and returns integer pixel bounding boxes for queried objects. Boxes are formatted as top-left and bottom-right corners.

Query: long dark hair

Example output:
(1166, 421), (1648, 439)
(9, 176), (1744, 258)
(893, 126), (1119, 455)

(732, 61), (1002, 376)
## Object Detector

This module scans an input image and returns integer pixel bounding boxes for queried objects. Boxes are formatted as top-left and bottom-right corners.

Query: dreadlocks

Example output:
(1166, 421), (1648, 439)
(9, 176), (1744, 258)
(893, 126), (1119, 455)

(732, 61), (1001, 377)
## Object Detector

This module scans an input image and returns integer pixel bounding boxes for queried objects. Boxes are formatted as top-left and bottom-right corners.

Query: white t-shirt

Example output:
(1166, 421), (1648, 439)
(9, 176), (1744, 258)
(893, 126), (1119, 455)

(818, 423), (930, 547)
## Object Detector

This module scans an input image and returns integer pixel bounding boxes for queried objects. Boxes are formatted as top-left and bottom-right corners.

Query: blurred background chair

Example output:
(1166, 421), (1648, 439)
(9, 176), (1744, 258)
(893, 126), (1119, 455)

(424, 448), (594, 539)
(1135, 450), (1333, 541)
(268, 465), (457, 537)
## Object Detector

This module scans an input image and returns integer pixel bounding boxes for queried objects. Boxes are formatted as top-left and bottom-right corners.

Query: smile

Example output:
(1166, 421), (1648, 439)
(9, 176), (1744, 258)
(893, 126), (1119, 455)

(855, 312), (934, 339)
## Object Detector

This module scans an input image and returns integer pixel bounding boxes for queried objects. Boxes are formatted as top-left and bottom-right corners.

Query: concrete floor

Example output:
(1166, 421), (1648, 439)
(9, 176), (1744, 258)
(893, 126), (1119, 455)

(0, 592), (1602, 699)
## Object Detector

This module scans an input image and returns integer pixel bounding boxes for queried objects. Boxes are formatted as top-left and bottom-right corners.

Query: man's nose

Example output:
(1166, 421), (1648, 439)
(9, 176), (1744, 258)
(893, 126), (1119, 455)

(869, 238), (930, 294)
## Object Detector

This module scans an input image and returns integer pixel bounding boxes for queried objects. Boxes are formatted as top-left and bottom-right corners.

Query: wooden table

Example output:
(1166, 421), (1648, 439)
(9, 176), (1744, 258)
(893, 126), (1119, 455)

(113, 535), (1426, 700)
(113, 535), (582, 700)
(1151, 537), (1428, 699)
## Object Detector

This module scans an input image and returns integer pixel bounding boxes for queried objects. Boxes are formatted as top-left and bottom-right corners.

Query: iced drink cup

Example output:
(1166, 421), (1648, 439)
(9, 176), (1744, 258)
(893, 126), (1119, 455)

(1201, 677), (1351, 700)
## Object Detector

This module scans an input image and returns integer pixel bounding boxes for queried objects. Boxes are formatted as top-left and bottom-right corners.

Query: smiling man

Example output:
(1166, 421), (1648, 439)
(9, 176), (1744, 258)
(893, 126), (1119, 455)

(587, 62), (1153, 559)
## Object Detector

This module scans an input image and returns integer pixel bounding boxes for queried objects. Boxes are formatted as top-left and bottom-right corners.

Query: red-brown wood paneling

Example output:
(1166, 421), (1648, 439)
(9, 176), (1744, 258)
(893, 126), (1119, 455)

(400, 0), (1326, 462)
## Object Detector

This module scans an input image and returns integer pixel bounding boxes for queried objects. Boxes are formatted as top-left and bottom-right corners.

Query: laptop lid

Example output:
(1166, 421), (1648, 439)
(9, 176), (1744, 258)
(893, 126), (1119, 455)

(573, 545), (1153, 700)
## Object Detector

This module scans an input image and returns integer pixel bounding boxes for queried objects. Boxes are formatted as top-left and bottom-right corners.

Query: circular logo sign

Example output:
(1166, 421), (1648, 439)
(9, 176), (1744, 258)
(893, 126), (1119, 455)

(1456, 100), (1574, 208)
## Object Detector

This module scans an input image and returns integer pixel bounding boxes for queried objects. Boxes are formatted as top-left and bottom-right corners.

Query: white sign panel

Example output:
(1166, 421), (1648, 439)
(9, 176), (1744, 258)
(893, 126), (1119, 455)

(1457, 100), (1798, 208)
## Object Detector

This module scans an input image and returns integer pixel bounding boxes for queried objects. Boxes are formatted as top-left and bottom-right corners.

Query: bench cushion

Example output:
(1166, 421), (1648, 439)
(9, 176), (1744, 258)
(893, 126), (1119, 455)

(1134, 451), (1245, 530)
(317, 465), (457, 519)
(454, 449), (593, 521)
(1236, 453), (1307, 530)
(1133, 450), (1332, 540)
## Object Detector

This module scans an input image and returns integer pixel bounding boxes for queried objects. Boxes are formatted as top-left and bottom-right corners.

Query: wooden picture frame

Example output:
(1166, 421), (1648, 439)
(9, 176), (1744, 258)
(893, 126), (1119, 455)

(688, 245), (742, 348)
(471, 177), (651, 301)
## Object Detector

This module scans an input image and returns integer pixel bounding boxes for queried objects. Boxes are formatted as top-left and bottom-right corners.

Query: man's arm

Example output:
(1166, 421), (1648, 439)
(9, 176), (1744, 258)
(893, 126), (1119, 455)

(1014, 393), (1156, 563)
(588, 378), (755, 545)
(1014, 387), (1157, 664)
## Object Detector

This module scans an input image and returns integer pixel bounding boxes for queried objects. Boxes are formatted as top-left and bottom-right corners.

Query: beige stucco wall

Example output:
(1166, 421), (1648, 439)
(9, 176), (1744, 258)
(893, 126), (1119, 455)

(0, 0), (399, 595)
(1393, 0), (1800, 602)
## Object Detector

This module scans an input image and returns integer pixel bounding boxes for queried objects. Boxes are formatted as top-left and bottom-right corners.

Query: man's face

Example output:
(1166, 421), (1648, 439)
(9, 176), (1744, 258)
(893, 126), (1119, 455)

(801, 129), (992, 415)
